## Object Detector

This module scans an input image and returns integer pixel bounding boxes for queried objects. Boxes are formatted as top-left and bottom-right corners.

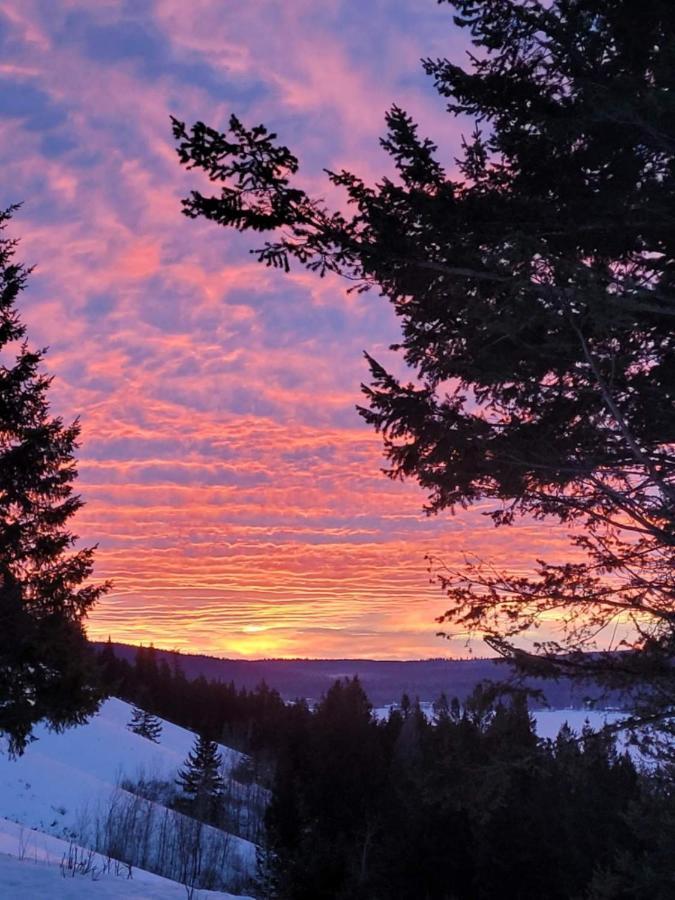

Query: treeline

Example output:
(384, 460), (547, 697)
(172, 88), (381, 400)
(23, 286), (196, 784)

(261, 680), (675, 900)
(97, 640), (301, 759)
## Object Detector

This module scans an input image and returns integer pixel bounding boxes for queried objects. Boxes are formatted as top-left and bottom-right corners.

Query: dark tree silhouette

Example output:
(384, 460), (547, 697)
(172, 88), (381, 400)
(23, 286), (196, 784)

(0, 207), (108, 755)
(173, 0), (675, 745)
(127, 705), (163, 743)
(176, 733), (224, 824)
(262, 682), (644, 900)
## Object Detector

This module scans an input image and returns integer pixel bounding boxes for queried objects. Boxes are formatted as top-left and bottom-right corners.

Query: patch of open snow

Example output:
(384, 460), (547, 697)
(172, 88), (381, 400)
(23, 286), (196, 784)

(0, 854), (220, 900)
(532, 708), (626, 741)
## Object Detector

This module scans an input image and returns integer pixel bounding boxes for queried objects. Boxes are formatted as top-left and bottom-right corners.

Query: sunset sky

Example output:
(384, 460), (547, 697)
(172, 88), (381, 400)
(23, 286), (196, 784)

(0, 0), (567, 659)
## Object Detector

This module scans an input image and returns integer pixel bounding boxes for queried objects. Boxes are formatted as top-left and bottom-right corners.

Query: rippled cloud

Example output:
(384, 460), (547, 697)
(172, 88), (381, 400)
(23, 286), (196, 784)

(0, 0), (569, 658)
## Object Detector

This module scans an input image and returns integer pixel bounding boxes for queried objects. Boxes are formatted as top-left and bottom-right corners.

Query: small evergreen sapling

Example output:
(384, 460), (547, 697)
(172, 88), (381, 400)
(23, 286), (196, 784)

(127, 706), (162, 743)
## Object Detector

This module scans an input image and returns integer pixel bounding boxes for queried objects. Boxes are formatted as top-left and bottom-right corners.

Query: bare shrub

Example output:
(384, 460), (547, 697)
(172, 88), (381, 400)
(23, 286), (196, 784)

(89, 785), (249, 894)
(60, 842), (97, 879)
(219, 770), (268, 844)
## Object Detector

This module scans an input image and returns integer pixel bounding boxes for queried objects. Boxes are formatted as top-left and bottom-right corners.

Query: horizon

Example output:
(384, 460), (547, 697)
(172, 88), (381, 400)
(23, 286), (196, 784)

(1, 1), (570, 659)
(94, 638), (497, 665)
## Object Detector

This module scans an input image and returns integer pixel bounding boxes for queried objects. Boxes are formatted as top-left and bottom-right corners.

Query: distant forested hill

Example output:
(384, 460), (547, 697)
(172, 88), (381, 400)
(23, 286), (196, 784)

(92, 642), (615, 708)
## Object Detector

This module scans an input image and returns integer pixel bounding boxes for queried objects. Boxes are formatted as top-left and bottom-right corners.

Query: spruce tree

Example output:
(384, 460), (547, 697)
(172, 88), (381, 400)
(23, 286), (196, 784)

(176, 733), (224, 823)
(0, 207), (108, 755)
(127, 705), (163, 743)
(432, 692), (450, 723)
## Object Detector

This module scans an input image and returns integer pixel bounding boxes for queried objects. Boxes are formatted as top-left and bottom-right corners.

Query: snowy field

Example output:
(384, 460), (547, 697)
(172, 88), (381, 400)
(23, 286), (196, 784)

(0, 699), (257, 898)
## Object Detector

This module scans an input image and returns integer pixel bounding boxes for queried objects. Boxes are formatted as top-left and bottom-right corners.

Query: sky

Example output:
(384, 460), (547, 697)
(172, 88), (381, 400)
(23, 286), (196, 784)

(0, 0), (568, 659)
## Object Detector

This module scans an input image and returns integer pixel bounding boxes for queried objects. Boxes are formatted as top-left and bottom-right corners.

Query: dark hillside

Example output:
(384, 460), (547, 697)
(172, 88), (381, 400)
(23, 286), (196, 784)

(92, 642), (612, 708)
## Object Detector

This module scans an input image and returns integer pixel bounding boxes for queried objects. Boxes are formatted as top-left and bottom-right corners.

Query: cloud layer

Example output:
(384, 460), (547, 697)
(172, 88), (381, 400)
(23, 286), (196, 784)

(0, 0), (568, 658)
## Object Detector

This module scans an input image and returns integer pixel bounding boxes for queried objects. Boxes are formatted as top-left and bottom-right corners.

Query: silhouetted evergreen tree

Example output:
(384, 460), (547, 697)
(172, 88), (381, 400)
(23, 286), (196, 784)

(0, 207), (108, 755)
(174, 0), (675, 741)
(176, 733), (224, 824)
(586, 767), (675, 899)
(127, 705), (162, 742)
(98, 637), (117, 682)
(431, 691), (449, 723)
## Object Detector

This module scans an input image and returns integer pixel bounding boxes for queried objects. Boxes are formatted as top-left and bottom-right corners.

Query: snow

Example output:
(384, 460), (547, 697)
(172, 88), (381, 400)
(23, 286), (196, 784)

(532, 708), (626, 741)
(0, 698), (258, 897)
(0, 855), (236, 900)
(0, 818), (253, 898)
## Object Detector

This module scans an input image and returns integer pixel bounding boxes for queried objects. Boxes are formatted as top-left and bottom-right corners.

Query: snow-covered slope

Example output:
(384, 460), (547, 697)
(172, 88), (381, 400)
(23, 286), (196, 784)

(0, 855), (244, 900)
(0, 818), (252, 899)
(0, 697), (245, 836)
(0, 699), (258, 897)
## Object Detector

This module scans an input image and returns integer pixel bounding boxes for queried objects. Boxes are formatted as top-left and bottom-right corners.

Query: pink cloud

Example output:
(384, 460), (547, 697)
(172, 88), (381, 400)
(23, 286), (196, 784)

(0, 0), (577, 659)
